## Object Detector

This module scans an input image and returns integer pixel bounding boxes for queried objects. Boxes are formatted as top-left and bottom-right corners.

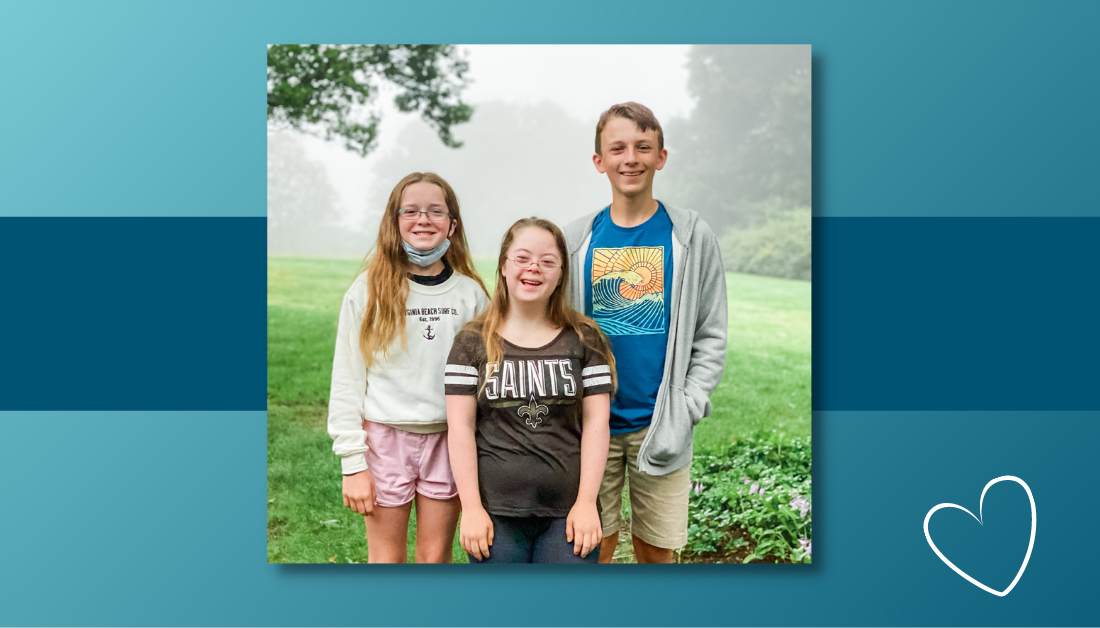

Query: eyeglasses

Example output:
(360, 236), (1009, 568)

(508, 255), (561, 271)
(397, 208), (451, 223)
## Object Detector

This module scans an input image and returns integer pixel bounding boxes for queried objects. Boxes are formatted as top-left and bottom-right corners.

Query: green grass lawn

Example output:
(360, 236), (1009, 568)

(267, 256), (810, 563)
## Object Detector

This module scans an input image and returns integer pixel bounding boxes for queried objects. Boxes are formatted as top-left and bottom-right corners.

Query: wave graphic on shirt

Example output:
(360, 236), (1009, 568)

(591, 246), (665, 336)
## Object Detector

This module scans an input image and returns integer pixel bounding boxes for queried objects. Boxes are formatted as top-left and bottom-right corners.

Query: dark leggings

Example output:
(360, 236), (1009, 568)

(467, 513), (600, 564)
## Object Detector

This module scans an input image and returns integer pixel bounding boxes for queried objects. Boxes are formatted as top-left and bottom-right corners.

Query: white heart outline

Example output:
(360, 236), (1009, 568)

(923, 475), (1036, 597)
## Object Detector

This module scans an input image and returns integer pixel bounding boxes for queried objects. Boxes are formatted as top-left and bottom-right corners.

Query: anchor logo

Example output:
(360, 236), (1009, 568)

(423, 325), (435, 340)
(517, 394), (549, 429)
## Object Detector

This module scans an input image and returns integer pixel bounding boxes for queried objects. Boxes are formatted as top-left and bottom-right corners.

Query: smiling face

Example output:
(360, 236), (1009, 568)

(397, 181), (455, 251)
(593, 116), (668, 198)
(502, 227), (563, 308)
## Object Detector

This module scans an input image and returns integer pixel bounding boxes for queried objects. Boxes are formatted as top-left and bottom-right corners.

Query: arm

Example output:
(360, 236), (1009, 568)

(683, 224), (729, 421)
(327, 282), (377, 513)
(567, 392), (610, 558)
(446, 394), (493, 560)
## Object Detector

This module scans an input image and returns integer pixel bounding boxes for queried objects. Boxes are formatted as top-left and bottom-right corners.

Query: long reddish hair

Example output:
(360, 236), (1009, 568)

(473, 217), (616, 393)
(356, 172), (488, 368)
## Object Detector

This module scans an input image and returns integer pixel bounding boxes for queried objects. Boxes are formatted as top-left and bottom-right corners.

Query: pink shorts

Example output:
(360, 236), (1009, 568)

(364, 420), (457, 507)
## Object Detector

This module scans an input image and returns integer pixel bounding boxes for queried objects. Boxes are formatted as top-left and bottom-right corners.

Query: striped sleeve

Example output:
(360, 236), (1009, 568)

(581, 359), (614, 397)
(444, 330), (482, 396)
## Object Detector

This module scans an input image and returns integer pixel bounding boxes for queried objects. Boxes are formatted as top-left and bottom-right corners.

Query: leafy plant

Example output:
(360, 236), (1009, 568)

(720, 206), (812, 281)
(686, 432), (812, 562)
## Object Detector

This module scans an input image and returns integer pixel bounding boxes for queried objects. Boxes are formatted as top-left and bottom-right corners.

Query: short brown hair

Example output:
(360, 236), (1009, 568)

(595, 102), (664, 154)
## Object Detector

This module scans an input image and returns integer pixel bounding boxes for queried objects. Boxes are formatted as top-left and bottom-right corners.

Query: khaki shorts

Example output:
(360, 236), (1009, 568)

(599, 425), (690, 549)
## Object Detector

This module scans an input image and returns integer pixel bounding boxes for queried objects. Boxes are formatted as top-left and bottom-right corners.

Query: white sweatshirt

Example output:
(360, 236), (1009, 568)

(327, 271), (489, 474)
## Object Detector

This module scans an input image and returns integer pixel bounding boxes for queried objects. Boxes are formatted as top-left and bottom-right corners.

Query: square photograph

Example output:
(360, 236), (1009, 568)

(267, 44), (811, 564)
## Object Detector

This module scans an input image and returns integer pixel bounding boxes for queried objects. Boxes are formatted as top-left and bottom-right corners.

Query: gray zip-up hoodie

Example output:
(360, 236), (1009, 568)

(564, 203), (728, 475)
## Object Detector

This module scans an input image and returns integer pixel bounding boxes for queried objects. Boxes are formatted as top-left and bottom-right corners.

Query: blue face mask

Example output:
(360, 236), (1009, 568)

(403, 238), (451, 267)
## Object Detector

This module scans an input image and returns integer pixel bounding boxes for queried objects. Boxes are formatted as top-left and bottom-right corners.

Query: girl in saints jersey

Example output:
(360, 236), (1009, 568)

(445, 217), (616, 563)
(328, 173), (489, 563)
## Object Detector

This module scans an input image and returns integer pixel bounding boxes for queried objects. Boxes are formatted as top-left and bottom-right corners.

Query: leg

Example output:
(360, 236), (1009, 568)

(363, 420), (417, 563)
(532, 518), (600, 564)
(412, 494), (461, 563)
(598, 531), (619, 563)
(631, 534), (674, 564)
(412, 427), (461, 563)
(597, 432), (628, 564)
(364, 501), (414, 563)
(624, 427), (690, 563)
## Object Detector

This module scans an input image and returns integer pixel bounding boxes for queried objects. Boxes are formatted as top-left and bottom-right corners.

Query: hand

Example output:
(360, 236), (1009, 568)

(342, 470), (376, 516)
(460, 506), (494, 561)
(566, 501), (602, 558)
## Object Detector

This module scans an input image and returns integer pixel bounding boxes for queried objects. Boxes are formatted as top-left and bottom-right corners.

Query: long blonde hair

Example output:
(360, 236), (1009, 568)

(474, 217), (616, 393)
(356, 172), (488, 368)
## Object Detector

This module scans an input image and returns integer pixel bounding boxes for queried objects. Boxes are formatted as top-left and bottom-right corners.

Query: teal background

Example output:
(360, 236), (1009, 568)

(2, 0), (1099, 626)
(0, 411), (1094, 625)
(1, 1), (1098, 218)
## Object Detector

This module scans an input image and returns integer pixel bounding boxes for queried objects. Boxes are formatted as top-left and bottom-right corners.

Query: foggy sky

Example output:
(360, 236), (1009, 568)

(271, 45), (694, 255)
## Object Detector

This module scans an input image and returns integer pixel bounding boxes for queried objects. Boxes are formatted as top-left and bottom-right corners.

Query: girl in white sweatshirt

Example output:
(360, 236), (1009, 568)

(328, 172), (489, 563)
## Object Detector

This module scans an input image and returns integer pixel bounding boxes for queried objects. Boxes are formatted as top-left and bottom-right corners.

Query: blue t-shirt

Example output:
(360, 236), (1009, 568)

(583, 204), (674, 434)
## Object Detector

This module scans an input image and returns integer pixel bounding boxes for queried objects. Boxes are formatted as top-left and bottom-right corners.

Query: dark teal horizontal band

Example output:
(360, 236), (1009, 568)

(4, 217), (1098, 411)
(0, 218), (265, 410)
(815, 217), (1100, 410)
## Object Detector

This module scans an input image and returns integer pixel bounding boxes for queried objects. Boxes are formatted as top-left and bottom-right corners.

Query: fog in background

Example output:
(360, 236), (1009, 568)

(268, 45), (811, 278)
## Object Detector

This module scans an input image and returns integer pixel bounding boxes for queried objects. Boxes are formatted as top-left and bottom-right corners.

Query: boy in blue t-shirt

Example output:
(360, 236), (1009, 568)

(564, 102), (728, 563)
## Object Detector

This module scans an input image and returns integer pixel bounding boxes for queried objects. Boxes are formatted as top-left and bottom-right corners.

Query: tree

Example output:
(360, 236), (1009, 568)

(663, 45), (810, 234)
(268, 133), (363, 255)
(267, 45), (472, 157)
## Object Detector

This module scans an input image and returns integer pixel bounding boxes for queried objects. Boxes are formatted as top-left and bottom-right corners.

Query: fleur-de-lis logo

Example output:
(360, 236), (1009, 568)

(517, 394), (548, 429)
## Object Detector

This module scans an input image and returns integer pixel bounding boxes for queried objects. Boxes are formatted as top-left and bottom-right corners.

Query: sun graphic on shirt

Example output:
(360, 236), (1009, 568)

(592, 247), (664, 301)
